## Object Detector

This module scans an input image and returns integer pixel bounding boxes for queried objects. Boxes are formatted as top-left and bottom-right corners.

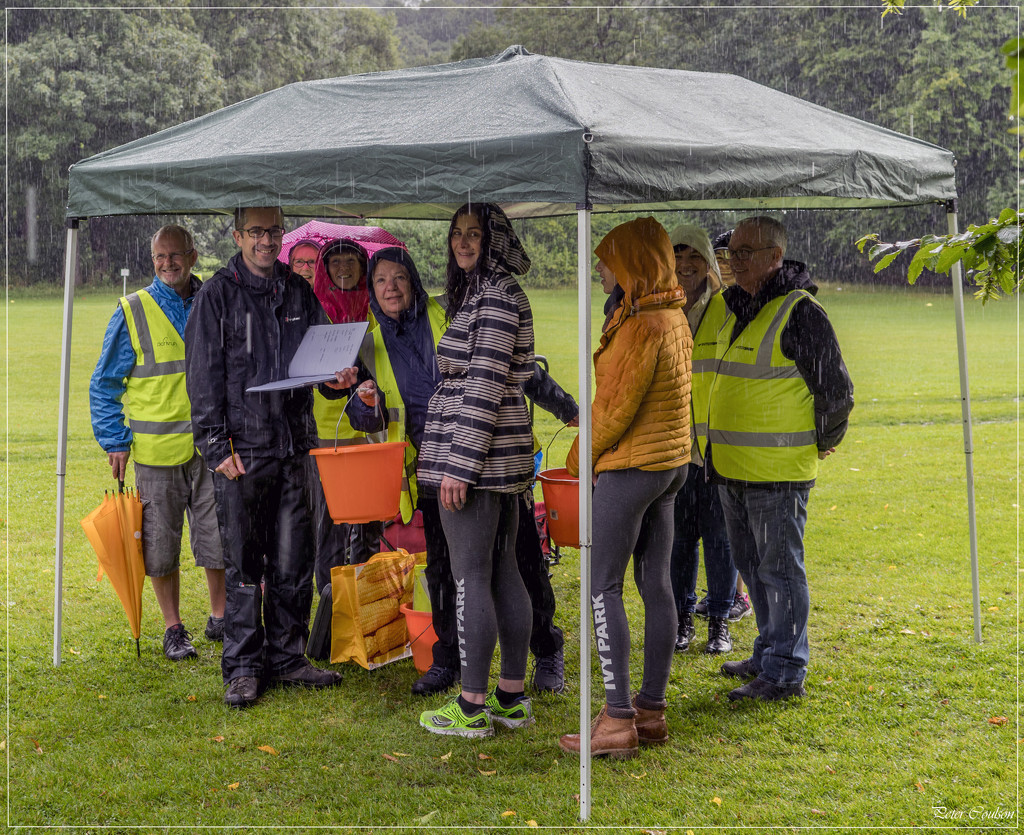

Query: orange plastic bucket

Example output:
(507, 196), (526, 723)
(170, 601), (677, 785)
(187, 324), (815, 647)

(310, 442), (408, 524)
(400, 602), (437, 674)
(537, 467), (580, 547)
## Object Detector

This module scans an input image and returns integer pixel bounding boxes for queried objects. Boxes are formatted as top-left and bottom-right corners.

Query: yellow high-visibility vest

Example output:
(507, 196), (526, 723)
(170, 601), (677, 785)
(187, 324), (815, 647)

(313, 312), (378, 446)
(119, 289), (194, 466)
(690, 292), (730, 463)
(362, 299), (447, 523)
(706, 289), (819, 483)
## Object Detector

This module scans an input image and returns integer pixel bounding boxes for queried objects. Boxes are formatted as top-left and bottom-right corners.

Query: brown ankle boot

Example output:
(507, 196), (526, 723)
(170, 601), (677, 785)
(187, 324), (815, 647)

(632, 696), (668, 746)
(558, 705), (639, 760)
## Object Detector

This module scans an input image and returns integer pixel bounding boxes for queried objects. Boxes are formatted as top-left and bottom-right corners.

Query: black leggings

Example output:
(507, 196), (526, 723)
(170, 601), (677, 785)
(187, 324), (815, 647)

(591, 465), (688, 710)
(439, 489), (532, 696)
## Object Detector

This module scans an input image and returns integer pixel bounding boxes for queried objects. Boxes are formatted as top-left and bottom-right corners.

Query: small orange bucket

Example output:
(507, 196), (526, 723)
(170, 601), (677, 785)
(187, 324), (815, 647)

(400, 603), (437, 674)
(310, 442), (408, 524)
(537, 467), (580, 548)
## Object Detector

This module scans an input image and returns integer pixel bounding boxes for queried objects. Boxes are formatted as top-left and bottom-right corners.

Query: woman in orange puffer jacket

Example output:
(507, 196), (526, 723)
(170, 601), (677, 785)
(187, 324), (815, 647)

(559, 217), (692, 761)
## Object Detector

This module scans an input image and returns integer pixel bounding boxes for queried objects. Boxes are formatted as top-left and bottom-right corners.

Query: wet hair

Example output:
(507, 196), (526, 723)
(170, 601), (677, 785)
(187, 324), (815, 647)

(151, 224), (194, 255)
(735, 216), (787, 255)
(233, 206), (283, 231)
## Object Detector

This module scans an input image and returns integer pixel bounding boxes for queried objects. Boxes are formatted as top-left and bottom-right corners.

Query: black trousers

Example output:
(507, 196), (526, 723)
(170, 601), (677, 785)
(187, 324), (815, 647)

(214, 455), (314, 684)
(421, 490), (563, 670)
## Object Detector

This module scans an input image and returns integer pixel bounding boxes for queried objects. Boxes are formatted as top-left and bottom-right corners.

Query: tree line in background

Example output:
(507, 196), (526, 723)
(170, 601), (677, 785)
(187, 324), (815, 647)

(4, 1), (1017, 289)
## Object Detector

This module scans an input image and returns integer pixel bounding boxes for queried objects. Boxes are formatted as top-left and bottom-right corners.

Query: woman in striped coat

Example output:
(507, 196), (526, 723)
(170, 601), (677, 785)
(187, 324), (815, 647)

(416, 203), (537, 738)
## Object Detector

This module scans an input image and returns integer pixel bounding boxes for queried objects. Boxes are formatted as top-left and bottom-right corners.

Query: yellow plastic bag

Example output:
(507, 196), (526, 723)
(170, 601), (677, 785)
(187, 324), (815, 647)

(330, 550), (416, 669)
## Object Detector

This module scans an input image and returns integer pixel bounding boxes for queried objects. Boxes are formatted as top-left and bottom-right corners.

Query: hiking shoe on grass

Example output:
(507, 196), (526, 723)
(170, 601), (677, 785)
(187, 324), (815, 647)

(728, 675), (806, 702)
(531, 648), (565, 694)
(205, 615), (225, 642)
(720, 657), (759, 679)
(694, 595), (709, 618)
(163, 624), (198, 661)
(224, 675), (260, 709)
(273, 661), (344, 689)
(728, 591), (752, 622)
(420, 698), (494, 738)
(485, 690), (535, 729)
(411, 663), (460, 696)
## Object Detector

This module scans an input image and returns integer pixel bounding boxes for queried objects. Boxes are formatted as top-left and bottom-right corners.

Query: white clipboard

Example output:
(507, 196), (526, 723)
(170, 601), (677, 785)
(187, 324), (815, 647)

(246, 322), (369, 393)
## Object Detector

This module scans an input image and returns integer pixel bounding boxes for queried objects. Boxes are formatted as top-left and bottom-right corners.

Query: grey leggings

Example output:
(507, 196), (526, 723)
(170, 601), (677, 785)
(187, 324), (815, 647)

(591, 465), (688, 710)
(439, 489), (532, 695)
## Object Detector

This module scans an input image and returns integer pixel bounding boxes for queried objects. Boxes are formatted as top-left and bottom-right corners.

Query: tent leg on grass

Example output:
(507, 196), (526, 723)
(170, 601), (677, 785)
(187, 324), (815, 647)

(946, 200), (982, 643)
(54, 218), (81, 666)
(575, 205), (593, 820)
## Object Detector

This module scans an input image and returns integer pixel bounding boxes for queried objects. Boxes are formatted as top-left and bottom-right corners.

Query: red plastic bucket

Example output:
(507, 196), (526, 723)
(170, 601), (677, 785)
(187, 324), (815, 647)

(537, 467), (580, 547)
(400, 603), (437, 674)
(310, 442), (408, 524)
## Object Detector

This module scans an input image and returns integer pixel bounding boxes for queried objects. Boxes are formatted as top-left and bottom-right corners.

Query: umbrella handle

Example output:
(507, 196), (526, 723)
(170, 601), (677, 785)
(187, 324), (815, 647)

(117, 479), (126, 494)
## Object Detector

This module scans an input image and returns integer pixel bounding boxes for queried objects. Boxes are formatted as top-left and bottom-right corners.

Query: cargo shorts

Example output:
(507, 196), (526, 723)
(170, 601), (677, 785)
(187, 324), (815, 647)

(135, 451), (226, 577)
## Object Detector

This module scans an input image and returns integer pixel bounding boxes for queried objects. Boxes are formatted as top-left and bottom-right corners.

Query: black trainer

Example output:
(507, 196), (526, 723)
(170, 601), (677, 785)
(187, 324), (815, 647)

(205, 615), (225, 642)
(703, 616), (733, 655)
(728, 675), (806, 702)
(163, 623), (198, 661)
(273, 661), (344, 689)
(411, 663), (460, 696)
(674, 612), (696, 652)
(531, 648), (565, 694)
(694, 595), (709, 618)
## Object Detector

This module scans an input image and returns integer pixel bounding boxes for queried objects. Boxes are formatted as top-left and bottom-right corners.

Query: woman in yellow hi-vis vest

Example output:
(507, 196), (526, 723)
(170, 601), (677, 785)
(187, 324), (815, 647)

(308, 238), (383, 583)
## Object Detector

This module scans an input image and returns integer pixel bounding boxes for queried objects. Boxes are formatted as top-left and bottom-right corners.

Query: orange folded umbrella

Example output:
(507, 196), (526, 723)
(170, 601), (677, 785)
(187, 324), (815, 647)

(80, 482), (145, 656)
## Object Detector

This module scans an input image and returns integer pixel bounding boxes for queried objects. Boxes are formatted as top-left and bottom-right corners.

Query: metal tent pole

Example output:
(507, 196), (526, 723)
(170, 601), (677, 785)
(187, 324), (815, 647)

(945, 199), (982, 643)
(54, 219), (80, 666)
(576, 205), (593, 819)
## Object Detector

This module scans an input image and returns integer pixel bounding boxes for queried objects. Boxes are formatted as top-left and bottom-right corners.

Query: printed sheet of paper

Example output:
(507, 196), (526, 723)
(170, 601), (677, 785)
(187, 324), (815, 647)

(246, 322), (369, 393)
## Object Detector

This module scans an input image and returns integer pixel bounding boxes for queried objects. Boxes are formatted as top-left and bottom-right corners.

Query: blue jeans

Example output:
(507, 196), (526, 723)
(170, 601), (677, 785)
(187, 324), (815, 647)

(670, 463), (737, 619)
(719, 482), (810, 686)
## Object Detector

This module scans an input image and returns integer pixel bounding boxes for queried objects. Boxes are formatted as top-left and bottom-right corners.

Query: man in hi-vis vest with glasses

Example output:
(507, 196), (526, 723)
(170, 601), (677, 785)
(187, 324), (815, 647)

(90, 224), (226, 662)
(698, 216), (853, 702)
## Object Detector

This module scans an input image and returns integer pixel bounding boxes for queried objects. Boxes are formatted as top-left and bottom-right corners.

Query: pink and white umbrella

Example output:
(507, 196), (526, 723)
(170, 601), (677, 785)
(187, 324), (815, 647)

(279, 220), (405, 264)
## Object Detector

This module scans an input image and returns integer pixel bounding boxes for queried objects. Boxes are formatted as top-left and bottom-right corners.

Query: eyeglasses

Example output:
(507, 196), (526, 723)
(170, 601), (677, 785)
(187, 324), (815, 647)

(291, 258), (316, 269)
(243, 226), (286, 240)
(152, 249), (195, 264)
(725, 246), (775, 262)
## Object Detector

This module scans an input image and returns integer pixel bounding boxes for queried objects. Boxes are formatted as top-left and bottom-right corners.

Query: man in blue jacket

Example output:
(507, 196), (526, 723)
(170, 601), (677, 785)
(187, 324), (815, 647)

(89, 224), (226, 661)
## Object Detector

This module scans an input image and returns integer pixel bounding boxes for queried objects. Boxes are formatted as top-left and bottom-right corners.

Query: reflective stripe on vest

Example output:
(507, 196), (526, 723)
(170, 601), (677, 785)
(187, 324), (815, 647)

(120, 289), (194, 466)
(690, 292), (730, 461)
(364, 298), (448, 524)
(707, 289), (819, 483)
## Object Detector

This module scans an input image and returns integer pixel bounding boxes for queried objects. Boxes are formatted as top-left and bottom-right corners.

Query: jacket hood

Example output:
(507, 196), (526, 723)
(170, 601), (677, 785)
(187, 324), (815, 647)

(366, 246), (430, 328)
(668, 223), (722, 294)
(722, 258), (817, 322)
(596, 217), (680, 305)
(313, 237), (370, 323)
(450, 202), (532, 278)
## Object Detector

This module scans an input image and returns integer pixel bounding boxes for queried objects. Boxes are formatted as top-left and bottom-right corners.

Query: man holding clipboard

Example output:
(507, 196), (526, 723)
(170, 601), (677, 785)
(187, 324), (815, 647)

(185, 206), (376, 709)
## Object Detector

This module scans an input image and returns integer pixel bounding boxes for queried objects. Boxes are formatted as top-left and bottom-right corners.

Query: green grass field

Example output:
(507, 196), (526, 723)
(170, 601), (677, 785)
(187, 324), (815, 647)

(4, 283), (1018, 832)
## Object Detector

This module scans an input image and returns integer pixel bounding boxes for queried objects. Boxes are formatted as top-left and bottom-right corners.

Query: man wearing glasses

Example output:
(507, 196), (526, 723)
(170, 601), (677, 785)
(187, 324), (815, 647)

(700, 216), (853, 702)
(185, 207), (349, 708)
(90, 224), (227, 662)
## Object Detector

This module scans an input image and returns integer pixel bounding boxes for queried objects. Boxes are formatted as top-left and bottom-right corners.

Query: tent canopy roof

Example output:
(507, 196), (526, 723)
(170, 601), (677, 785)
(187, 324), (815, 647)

(66, 45), (957, 220)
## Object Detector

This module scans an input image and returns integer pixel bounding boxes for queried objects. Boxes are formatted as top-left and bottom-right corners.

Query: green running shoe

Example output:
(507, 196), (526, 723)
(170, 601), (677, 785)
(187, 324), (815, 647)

(484, 690), (535, 729)
(420, 698), (494, 738)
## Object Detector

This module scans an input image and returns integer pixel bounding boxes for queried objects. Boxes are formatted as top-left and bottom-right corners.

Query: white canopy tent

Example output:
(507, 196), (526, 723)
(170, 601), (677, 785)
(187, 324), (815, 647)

(58, 46), (976, 820)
